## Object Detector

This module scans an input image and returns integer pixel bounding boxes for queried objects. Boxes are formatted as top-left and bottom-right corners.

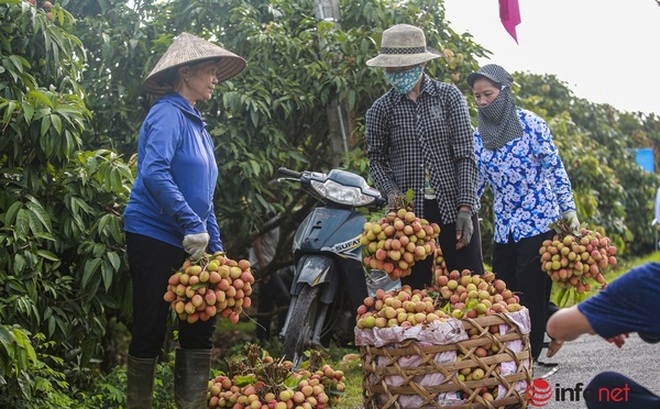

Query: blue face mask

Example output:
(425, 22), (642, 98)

(384, 65), (424, 94)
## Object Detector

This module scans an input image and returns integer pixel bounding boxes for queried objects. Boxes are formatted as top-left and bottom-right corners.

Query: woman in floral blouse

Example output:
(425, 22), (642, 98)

(468, 64), (579, 362)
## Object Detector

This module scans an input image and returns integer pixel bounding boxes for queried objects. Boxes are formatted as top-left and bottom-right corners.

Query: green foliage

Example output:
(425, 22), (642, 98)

(0, 325), (37, 387)
(1, 0), (134, 404)
(513, 73), (660, 257)
(0, 330), (76, 409)
(62, 0), (158, 154)
(66, 0), (490, 263)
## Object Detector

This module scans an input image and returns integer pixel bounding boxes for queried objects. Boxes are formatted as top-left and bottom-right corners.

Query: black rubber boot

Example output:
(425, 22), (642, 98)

(174, 349), (211, 409)
(126, 354), (158, 409)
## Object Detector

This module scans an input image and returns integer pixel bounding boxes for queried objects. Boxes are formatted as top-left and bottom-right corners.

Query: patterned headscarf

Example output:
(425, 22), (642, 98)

(468, 64), (524, 150)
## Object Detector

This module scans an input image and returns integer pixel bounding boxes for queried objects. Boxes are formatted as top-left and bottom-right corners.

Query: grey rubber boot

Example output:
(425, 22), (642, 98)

(174, 349), (211, 409)
(126, 354), (158, 409)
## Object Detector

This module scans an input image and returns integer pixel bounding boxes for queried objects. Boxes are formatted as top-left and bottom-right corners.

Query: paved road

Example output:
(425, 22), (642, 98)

(532, 333), (660, 408)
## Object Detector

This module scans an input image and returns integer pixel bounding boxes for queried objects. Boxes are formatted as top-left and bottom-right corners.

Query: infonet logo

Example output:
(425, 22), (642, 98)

(527, 379), (553, 407)
(527, 378), (631, 407)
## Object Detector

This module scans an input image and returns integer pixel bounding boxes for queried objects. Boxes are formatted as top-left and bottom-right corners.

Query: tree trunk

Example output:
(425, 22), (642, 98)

(315, 0), (347, 168)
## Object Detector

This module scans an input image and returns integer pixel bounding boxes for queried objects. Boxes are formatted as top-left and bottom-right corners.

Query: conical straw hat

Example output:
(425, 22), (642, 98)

(142, 32), (247, 94)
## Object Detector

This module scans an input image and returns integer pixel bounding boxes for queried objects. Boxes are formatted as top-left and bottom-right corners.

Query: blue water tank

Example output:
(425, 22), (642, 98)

(632, 148), (654, 173)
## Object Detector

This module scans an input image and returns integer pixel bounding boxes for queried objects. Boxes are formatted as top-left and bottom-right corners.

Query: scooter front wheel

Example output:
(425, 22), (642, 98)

(281, 285), (319, 368)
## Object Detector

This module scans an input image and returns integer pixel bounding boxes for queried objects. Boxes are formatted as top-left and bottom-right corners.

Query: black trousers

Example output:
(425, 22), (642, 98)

(126, 232), (217, 358)
(492, 230), (554, 361)
(403, 199), (485, 290)
(584, 372), (660, 408)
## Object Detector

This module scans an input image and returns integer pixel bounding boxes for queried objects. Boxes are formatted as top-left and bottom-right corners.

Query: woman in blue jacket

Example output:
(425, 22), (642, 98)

(123, 32), (245, 409)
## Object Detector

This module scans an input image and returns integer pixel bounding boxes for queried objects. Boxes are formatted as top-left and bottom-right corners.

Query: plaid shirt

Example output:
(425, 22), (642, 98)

(365, 75), (479, 224)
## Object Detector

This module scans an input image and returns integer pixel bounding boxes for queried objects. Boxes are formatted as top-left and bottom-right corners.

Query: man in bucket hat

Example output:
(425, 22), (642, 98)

(123, 32), (245, 409)
(365, 24), (484, 289)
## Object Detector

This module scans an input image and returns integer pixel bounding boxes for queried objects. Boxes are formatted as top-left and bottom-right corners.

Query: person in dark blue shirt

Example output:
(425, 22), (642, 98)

(547, 262), (660, 408)
(123, 32), (245, 408)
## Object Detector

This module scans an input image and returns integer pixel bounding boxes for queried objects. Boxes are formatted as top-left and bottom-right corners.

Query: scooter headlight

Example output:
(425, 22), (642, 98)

(311, 179), (376, 206)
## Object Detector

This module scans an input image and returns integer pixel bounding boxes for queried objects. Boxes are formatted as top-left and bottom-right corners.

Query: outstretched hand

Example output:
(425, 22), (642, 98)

(606, 333), (629, 348)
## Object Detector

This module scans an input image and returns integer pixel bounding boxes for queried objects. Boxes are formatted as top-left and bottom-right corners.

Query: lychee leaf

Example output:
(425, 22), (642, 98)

(233, 374), (257, 387)
(36, 250), (58, 261)
(82, 258), (102, 289)
(107, 251), (120, 270)
(405, 189), (414, 202)
(554, 287), (571, 308)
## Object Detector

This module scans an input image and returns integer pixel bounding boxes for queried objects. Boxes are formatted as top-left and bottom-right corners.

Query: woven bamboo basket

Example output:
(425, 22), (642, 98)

(360, 313), (532, 409)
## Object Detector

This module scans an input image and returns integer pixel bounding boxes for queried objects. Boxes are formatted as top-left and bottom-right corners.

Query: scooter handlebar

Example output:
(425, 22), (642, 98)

(371, 196), (387, 209)
(278, 167), (302, 179)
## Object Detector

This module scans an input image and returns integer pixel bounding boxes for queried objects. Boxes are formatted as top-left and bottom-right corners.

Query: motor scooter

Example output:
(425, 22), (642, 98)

(276, 167), (400, 366)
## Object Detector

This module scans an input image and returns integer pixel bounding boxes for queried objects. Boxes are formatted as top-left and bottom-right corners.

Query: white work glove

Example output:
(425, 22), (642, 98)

(455, 209), (474, 248)
(562, 210), (580, 233)
(182, 232), (209, 261)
